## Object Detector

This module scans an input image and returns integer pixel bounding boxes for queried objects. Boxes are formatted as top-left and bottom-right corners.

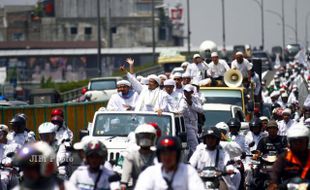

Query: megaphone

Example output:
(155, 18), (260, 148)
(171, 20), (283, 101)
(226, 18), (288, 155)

(224, 69), (243, 87)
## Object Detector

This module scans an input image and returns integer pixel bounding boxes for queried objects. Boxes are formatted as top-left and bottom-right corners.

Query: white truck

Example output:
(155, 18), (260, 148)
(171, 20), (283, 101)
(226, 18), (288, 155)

(87, 110), (187, 164)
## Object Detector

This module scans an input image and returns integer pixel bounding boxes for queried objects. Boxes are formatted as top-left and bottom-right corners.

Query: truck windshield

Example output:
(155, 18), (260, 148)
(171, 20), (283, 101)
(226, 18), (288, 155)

(93, 113), (172, 136)
(89, 80), (116, 90)
(200, 89), (242, 107)
(203, 110), (231, 128)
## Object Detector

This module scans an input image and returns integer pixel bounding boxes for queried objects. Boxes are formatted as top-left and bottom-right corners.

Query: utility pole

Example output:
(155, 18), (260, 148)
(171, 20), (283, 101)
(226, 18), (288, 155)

(106, 0), (112, 48)
(97, 0), (102, 77)
(151, 0), (156, 64)
(221, 0), (226, 50)
(294, 0), (298, 44)
(186, 0), (191, 55)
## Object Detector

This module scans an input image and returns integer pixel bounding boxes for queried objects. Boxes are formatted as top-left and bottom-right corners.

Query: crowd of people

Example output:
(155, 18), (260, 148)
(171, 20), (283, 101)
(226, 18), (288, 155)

(0, 50), (309, 190)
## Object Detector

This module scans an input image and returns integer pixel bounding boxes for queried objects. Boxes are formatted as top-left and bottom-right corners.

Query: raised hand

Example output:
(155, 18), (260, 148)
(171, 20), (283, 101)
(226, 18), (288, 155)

(126, 58), (134, 65)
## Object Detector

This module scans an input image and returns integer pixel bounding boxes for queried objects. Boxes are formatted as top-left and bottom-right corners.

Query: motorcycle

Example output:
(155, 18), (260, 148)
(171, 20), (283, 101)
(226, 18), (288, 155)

(199, 166), (232, 190)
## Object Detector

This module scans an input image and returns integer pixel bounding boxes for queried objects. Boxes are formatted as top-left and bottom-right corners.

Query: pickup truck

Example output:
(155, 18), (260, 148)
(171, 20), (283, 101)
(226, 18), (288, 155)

(87, 110), (187, 163)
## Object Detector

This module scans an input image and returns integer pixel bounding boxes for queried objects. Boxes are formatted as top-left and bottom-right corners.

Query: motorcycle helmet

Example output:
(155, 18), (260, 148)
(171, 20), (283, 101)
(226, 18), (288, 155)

(135, 124), (157, 147)
(215, 122), (229, 134)
(9, 114), (26, 132)
(51, 108), (64, 118)
(13, 141), (57, 177)
(84, 139), (108, 158)
(227, 118), (241, 130)
(148, 122), (162, 139)
(0, 124), (9, 134)
(38, 122), (57, 134)
(156, 136), (182, 162)
(201, 127), (221, 140)
(249, 118), (262, 129)
(287, 124), (309, 140)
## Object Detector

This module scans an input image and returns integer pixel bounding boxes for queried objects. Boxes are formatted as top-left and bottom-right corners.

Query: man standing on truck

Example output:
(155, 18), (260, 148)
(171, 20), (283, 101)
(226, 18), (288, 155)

(231, 51), (253, 80)
(107, 80), (139, 111)
(207, 52), (230, 83)
(186, 54), (209, 84)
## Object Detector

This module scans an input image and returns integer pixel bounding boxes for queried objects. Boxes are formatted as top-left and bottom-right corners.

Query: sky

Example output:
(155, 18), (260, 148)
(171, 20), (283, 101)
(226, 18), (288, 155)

(3, 0), (310, 51)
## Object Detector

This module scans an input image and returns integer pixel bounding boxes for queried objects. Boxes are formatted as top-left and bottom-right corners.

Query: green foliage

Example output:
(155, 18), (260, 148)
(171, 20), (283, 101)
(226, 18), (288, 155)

(40, 77), (89, 92)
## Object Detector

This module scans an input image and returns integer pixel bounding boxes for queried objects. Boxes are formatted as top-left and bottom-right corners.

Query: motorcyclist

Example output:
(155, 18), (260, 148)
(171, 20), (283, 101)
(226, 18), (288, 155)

(189, 127), (237, 190)
(226, 118), (248, 156)
(256, 120), (287, 156)
(245, 118), (267, 152)
(50, 108), (73, 145)
(7, 114), (35, 146)
(12, 141), (77, 190)
(269, 124), (310, 189)
(70, 139), (120, 190)
(135, 136), (204, 190)
(121, 124), (157, 189)
(38, 122), (72, 179)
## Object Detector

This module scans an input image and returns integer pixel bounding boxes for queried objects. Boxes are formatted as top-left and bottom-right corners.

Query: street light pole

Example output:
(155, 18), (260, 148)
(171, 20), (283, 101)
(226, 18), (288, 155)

(221, 0), (226, 50)
(97, 0), (102, 77)
(186, 0), (191, 55)
(266, 9), (285, 50)
(151, 0), (156, 64)
(251, 0), (264, 50)
(281, 0), (285, 49)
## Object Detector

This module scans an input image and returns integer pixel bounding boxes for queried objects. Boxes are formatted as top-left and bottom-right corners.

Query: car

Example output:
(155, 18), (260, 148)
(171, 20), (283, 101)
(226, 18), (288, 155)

(85, 77), (122, 101)
(0, 100), (29, 107)
(200, 87), (246, 113)
(285, 44), (301, 61)
(88, 110), (187, 163)
(251, 51), (272, 71)
(202, 103), (248, 131)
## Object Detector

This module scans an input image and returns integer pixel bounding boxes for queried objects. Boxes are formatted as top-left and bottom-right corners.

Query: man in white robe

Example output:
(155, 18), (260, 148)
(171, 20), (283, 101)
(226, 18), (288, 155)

(107, 80), (139, 111)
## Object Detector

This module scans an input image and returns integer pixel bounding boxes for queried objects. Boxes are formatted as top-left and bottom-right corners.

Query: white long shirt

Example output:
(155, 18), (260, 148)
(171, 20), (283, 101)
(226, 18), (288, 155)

(134, 163), (204, 190)
(231, 59), (252, 78)
(244, 132), (267, 152)
(70, 165), (120, 190)
(135, 87), (165, 111)
(186, 62), (209, 84)
(189, 143), (230, 171)
(176, 96), (203, 130)
(207, 59), (230, 78)
(277, 119), (297, 136)
(107, 91), (139, 111)
(227, 133), (248, 155)
(7, 131), (35, 146)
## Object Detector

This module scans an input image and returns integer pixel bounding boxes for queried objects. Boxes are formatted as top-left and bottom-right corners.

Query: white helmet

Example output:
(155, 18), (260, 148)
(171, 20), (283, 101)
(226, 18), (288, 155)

(287, 124), (310, 139)
(135, 124), (157, 147)
(215, 122), (229, 133)
(38, 122), (57, 134)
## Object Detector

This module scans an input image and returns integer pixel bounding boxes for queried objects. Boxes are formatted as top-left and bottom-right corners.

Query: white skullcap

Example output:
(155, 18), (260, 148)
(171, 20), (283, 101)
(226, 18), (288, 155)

(141, 77), (149, 85)
(270, 91), (280, 98)
(137, 75), (143, 81)
(259, 116), (269, 121)
(280, 88), (286, 93)
(281, 92), (288, 97)
(211, 52), (218, 57)
(183, 84), (194, 92)
(117, 80), (131, 87)
(173, 72), (182, 79)
(182, 72), (191, 78)
(181, 62), (189, 67)
(158, 74), (167, 80)
(236, 51), (243, 56)
(193, 54), (201, 59)
(283, 108), (292, 115)
(147, 74), (160, 85)
(163, 79), (175, 86)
